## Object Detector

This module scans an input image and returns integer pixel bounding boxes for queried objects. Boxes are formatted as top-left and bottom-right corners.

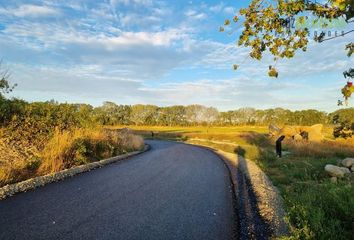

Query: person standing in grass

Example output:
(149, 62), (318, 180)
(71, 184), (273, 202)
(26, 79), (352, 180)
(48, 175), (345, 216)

(276, 135), (285, 158)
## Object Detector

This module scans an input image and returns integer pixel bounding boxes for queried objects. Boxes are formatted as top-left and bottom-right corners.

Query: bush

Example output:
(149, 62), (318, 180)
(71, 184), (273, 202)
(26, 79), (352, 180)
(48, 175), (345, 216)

(0, 136), (41, 186)
(0, 128), (144, 187)
(39, 128), (144, 174)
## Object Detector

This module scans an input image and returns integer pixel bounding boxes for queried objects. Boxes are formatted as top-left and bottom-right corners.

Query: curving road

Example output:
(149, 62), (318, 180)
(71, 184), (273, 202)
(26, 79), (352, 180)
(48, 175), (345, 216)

(0, 140), (237, 240)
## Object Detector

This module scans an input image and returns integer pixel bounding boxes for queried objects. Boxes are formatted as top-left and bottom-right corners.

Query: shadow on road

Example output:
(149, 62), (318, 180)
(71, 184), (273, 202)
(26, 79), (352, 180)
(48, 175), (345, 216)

(232, 146), (271, 240)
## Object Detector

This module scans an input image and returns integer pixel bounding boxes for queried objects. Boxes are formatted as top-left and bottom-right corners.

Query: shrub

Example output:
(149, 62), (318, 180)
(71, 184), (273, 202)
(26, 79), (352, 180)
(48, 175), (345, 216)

(0, 136), (41, 186)
(39, 128), (144, 174)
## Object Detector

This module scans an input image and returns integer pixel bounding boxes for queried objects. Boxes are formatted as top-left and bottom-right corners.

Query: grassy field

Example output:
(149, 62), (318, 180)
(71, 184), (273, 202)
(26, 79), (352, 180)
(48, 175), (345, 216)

(113, 125), (354, 240)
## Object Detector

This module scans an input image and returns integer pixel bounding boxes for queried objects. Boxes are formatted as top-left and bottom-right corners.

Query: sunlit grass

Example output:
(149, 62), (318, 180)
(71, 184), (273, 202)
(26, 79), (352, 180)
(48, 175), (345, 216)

(0, 128), (144, 187)
(39, 128), (144, 173)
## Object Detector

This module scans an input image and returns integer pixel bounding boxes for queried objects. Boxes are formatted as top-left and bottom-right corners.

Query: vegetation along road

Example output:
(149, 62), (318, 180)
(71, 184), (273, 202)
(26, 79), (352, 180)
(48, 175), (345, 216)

(0, 140), (237, 240)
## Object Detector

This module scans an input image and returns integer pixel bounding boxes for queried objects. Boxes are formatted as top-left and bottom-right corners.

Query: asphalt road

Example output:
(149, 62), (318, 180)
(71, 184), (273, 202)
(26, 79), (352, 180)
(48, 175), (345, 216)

(0, 140), (237, 240)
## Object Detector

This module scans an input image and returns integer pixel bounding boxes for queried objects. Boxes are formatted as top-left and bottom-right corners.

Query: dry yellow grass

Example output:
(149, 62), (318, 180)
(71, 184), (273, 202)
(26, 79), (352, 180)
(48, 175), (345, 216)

(114, 125), (354, 160)
(0, 128), (144, 187)
(0, 138), (40, 186)
(39, 128), (144, 174)
(39, 129), (84, 173)
(284, 139), (354, 158)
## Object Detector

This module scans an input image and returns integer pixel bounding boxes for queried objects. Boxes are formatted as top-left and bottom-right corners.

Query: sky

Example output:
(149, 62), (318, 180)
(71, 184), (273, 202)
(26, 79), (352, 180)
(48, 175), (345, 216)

(0, 0), (353, 112)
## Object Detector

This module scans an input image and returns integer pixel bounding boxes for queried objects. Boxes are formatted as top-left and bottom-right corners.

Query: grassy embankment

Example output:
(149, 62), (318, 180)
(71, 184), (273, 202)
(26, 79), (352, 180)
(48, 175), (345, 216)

(0, 128), (144, 187)
(113, 125), (354, 240)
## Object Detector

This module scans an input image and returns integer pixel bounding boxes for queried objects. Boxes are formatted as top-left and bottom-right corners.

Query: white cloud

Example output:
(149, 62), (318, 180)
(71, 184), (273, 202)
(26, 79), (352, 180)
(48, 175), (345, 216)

(8, 63), (143, 99)
(3, 20), (187, 48)
(223, 7), (235, 15)
(1, 4), (59, 17)
(184, 9), (207, 20)
(1, 19), (204, 80)
(110, 0), (153, 7)
(93, 30), (186, 47)
(197, 35), (354, 79)
(7, 62), (292, 109)
(209, 3), (235, 15)
(209, 3), (224, 13)
(137, 77), (302, 110)
(118, 12), (162, 27)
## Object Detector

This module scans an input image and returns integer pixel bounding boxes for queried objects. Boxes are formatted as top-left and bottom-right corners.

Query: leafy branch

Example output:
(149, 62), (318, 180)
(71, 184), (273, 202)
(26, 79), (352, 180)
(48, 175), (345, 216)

(0, 61), (17, 96)
(222, 0), (353, 78)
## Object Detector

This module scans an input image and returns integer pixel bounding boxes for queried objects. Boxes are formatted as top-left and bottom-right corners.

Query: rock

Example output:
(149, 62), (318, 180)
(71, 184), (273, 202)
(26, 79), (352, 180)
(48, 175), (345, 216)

(308, 124), (324, 142)
(330, 177), (337, 183)
(351, 165), (354, 172)
(300, 124), (324, 142)
(279, 126), (298, 138)
(324, 164), (349, 178)
(340, 167), (351, 175)
(350, 172), (354, 182)
(269, 123), (280, 137)
(293, 134), (303, 141)
(276, 124), (324, 142)
(341, 158), (354, 168)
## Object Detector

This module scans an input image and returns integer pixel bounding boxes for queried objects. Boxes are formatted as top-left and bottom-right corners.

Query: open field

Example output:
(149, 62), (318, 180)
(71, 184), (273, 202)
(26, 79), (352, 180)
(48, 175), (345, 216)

(113, 125), (354, 240)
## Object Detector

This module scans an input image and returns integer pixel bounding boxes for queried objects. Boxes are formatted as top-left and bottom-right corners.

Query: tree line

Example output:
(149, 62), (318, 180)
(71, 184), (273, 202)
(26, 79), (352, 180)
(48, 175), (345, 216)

(1, 98), (353, 129)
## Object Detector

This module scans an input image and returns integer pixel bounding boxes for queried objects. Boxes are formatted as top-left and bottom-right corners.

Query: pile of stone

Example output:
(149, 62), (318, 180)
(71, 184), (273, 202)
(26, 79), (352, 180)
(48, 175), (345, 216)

(269, 124), (324, 142)
(324, 158), (354, 182)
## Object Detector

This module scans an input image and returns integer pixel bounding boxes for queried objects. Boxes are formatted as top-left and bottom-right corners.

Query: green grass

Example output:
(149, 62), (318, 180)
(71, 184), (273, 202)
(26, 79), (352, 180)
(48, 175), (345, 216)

(258, 154), (353, 239)
(117, 125), (354, 239)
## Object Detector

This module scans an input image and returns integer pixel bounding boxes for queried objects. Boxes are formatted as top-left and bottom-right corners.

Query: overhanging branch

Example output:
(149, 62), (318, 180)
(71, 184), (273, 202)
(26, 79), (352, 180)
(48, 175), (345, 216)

(319, 29), (354, 42)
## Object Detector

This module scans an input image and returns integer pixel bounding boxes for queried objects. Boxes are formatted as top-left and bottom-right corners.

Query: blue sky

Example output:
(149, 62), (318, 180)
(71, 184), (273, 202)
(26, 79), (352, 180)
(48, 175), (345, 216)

(0, 0), (353, 111)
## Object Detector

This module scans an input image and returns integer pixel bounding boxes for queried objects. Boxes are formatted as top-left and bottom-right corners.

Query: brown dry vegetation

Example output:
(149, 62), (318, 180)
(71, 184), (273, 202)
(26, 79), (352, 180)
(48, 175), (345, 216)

(0, 128), (144, 187)
(0, 134), (40, 187)
(283, 139), (354, 159)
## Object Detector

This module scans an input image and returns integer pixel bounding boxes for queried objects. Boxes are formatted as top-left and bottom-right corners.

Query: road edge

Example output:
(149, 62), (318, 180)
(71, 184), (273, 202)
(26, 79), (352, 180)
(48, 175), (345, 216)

(186, 142), (289, 238)
(0, 144), (150, 201)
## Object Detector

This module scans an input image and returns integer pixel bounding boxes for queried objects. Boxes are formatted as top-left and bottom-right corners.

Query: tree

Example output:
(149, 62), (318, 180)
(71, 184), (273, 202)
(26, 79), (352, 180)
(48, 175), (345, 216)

(222, 0), (353, 98)
(130, 104), (158, 125)
(329, 108), (354, 137)
(0, 64), (15, 97)
(156, 106), (187, 126)
(0, 63), (18, 126)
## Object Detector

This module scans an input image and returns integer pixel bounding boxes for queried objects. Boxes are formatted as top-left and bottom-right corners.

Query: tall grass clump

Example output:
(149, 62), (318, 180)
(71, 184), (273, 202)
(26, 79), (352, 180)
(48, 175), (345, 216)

(0, 138), (41, 186)
(39, 128), (144, 174)
(284, 139), (354, 158)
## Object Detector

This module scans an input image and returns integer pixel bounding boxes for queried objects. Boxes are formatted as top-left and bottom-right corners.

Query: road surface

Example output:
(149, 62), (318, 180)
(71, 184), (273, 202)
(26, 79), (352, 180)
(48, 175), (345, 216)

(0, 140), (237, 240)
